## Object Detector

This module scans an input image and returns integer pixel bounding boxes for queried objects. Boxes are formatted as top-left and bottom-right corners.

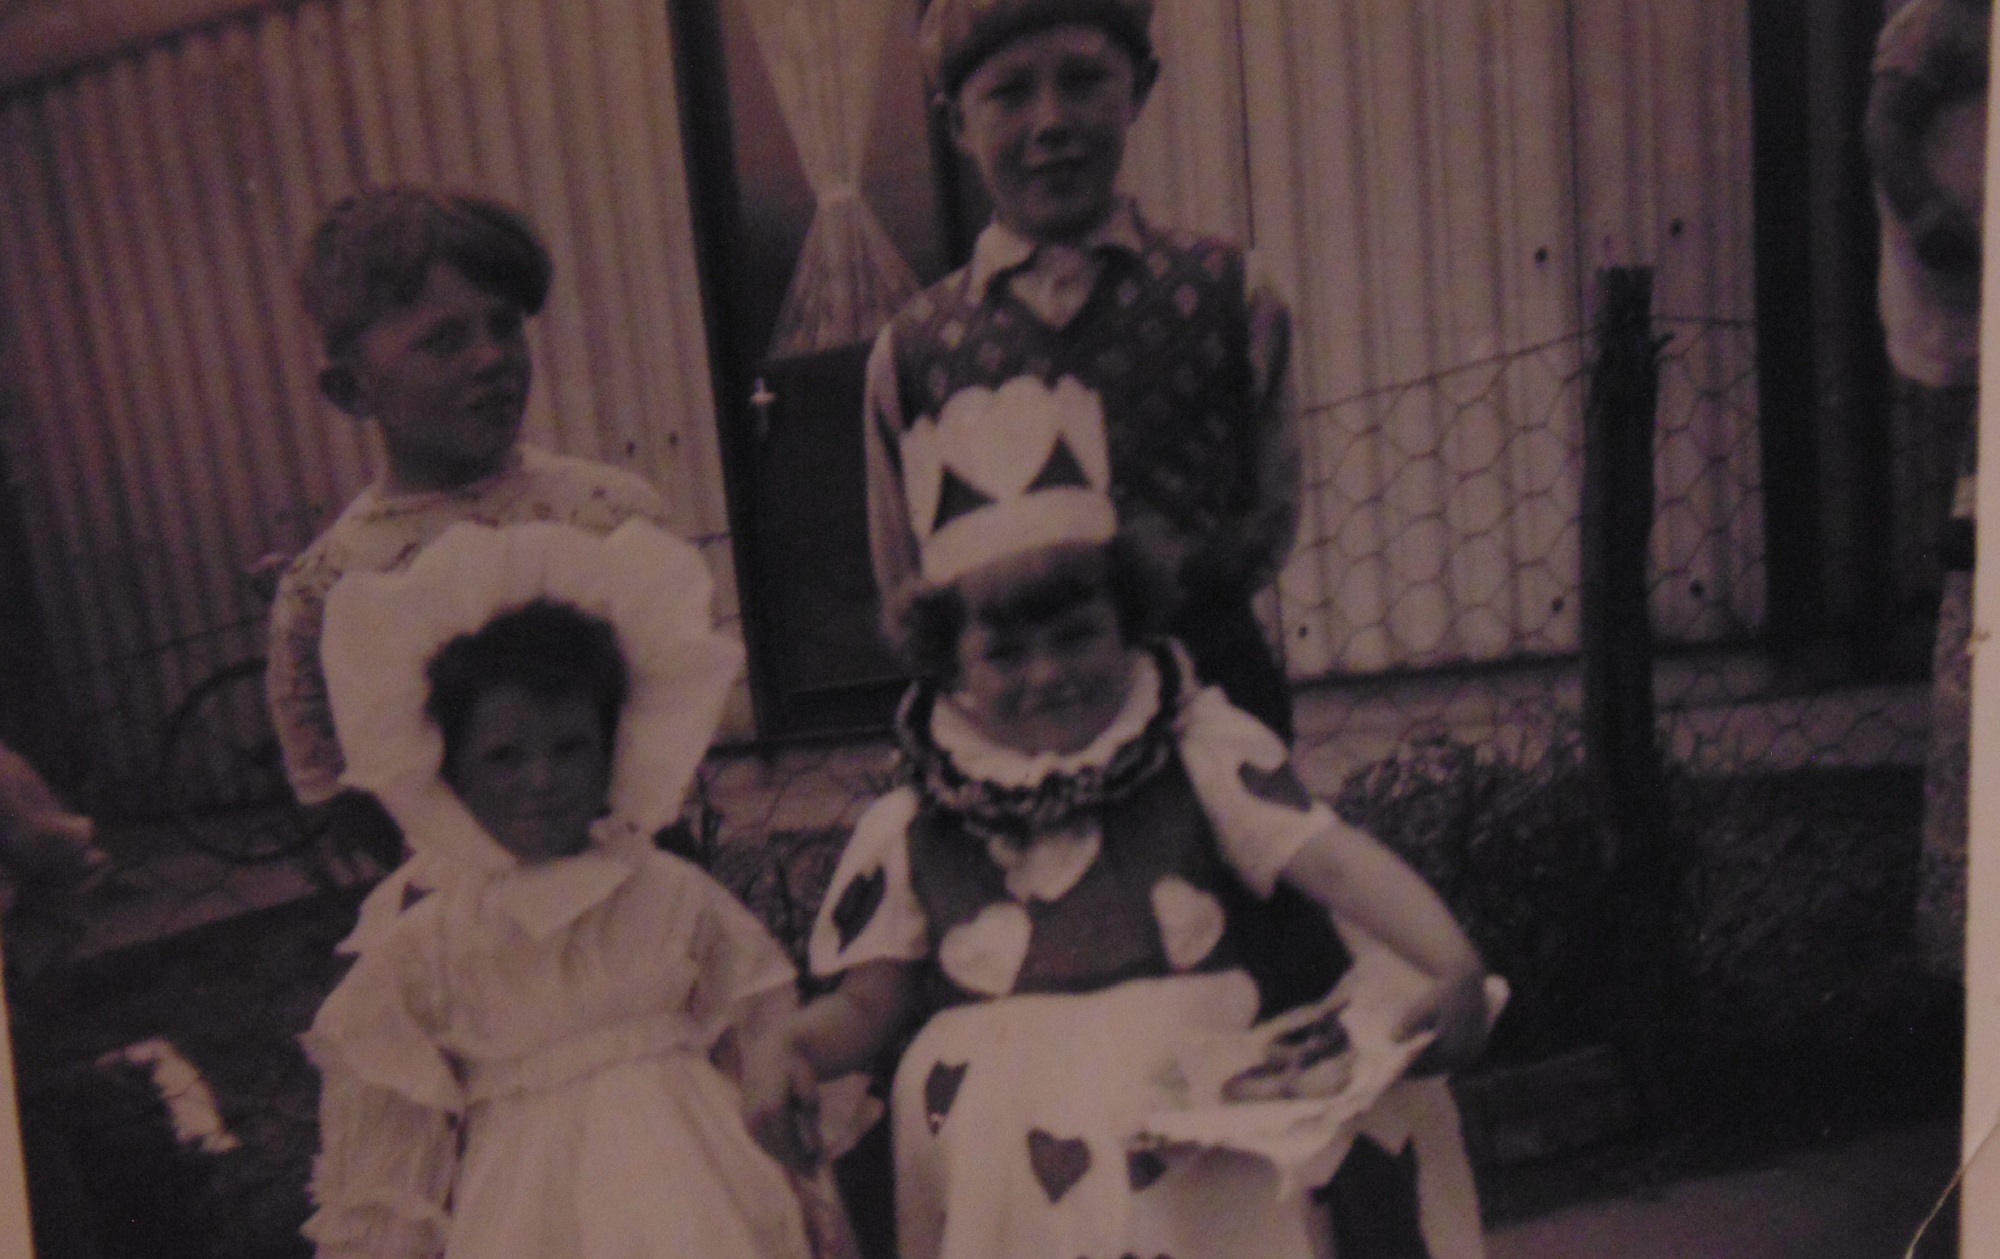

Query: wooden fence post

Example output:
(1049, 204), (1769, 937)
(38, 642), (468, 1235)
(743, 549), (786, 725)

(1579, 267), (1682, 1114)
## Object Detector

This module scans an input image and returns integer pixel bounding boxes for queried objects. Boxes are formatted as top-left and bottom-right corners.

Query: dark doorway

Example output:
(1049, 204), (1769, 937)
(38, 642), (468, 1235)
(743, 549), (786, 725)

(670, 0), (970, 740)
(1749, 0), (1900, 675)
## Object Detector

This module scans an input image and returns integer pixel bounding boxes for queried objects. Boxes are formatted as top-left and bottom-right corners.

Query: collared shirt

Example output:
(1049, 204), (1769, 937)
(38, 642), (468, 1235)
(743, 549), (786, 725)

(862, 198), (1302, 601)
(961, 201), (1155, 328)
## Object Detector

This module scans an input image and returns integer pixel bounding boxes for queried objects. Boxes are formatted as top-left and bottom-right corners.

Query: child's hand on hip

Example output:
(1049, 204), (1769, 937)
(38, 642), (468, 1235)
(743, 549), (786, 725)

(741, 1025), (825, 1173)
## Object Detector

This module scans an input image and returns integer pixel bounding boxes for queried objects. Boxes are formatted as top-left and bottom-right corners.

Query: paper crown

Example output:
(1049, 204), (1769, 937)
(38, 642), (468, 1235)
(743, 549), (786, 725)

(902, 374), (1118, 585)
(919, 0), (1155, 95)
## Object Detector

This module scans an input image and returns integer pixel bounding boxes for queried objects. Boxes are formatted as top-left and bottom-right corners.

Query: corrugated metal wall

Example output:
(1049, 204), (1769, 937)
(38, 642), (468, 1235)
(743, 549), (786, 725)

(1237, 0), (1585, 679)
(0, 0), (735, 811)
(1225, 0), (1759, 681)
(1120, 0), (1253, 244)
(1572, 0), (1763, 646)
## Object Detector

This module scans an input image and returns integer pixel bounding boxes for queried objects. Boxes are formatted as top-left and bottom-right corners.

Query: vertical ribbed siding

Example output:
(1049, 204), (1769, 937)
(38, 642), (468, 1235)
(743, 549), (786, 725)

(1573, 0), (1763, 645)
(1237, 0), (1589, 679)
(1121, 0), (1253, 242)
(0, 0), (732, 811)
(1229, 0), (1756, 681)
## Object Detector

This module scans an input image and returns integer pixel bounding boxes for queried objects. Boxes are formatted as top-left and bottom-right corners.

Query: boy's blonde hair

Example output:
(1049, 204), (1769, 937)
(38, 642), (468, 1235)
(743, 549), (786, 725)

(300, 186), (552, 358)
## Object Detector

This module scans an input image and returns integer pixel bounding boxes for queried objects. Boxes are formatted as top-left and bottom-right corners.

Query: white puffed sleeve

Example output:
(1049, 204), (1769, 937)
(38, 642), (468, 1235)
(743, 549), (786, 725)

(301, 1073), (457, 1259)
(682, 859), (800, 1048)
(299, 935), (463, 1259)
(806, 787), (931, 978)
(1176, 682), (1345, 897)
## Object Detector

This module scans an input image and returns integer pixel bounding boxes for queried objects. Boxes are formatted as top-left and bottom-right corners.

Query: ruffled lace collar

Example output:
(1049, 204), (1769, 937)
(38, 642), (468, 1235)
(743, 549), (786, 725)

(931, 650), (1162, 786)
(895, 643), (1190, 843)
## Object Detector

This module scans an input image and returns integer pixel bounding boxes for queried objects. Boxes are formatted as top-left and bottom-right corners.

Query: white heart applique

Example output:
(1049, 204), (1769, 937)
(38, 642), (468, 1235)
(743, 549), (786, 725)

(938, 902), (1034, 996)
(1151, 877), (1228, 971)
(938, 379), (1058, 497)
(985, 823), (1101, 903)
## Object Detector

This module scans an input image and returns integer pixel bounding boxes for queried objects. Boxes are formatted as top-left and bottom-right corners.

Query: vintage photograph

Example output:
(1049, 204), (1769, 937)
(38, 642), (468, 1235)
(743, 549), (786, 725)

(0, 0), (1990, 1255)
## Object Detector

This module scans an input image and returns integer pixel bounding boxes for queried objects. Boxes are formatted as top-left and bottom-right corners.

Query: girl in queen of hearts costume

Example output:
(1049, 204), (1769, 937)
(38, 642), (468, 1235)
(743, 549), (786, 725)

(299, 520), (834, 1259)
(744, 375), (1497, 1259)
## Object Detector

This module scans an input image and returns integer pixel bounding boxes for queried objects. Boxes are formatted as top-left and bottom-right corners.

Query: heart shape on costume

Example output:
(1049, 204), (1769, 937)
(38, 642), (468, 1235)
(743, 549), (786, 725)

(1237, 760), (1315, 813)
(924, 1060), (968, 1134)
(1026, 1128), (1092, 1203)
(1150, 877), (1227, 971)
(986, 823), (1099, 903)
(1126, 1148), (1169, 1191)
(938, 902), (1033, 996)
(831, 867), (887, 951)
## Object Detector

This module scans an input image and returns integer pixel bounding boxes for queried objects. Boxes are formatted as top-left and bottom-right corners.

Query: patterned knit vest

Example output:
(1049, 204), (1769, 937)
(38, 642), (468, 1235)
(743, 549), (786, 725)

(891, 222), (1255, 543)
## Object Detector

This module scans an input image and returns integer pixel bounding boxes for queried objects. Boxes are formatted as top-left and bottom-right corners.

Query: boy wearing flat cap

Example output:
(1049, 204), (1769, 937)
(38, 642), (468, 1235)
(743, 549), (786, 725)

(864, 0), (1303, 742)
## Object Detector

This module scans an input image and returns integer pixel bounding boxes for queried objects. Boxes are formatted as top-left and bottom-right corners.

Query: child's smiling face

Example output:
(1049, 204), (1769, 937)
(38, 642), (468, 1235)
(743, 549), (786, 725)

(948, 545), (1141, 755)
(445, 684), (611, 863)
(336, 261), (531, 493)
(948, 23), (1155, 243)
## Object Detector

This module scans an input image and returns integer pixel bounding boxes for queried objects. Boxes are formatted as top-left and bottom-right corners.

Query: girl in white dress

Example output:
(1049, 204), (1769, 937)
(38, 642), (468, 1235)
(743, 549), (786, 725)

(300, 519), (818, 1259)
(743, 377), (1494, 1259)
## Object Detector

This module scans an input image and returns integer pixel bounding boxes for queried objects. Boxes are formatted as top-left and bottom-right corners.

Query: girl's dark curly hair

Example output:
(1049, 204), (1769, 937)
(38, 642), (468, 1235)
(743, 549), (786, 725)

(425, 599), (627, 776)
(884, 536), (1176, 688)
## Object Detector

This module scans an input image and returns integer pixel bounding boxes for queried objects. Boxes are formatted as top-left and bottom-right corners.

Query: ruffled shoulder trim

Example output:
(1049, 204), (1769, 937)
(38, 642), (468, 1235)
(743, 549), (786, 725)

(303, 944), (463, 1114)
(1175, 677), (1338, 898)
(808, 788), (928, 977)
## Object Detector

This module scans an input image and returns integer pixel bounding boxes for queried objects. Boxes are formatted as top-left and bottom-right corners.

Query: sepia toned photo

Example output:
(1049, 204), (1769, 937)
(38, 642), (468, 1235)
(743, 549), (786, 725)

(0, 0), (1994, 1255)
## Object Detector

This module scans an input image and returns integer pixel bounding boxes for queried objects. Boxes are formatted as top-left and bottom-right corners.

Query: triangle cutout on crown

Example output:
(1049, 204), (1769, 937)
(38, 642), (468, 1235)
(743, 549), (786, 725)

(932, 467), (997, 533)
(1024, 436), (1093, 493)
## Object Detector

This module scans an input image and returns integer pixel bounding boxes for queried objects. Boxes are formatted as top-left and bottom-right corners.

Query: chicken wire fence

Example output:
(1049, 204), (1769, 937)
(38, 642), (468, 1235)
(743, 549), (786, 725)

(1270, 282), (1934, 1077)
(1276, 302), (1921, 778)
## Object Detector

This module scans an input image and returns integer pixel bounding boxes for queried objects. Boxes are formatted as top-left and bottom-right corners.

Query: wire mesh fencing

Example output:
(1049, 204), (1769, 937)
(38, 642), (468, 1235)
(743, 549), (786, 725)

(1274, 282), (1938, 1094)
